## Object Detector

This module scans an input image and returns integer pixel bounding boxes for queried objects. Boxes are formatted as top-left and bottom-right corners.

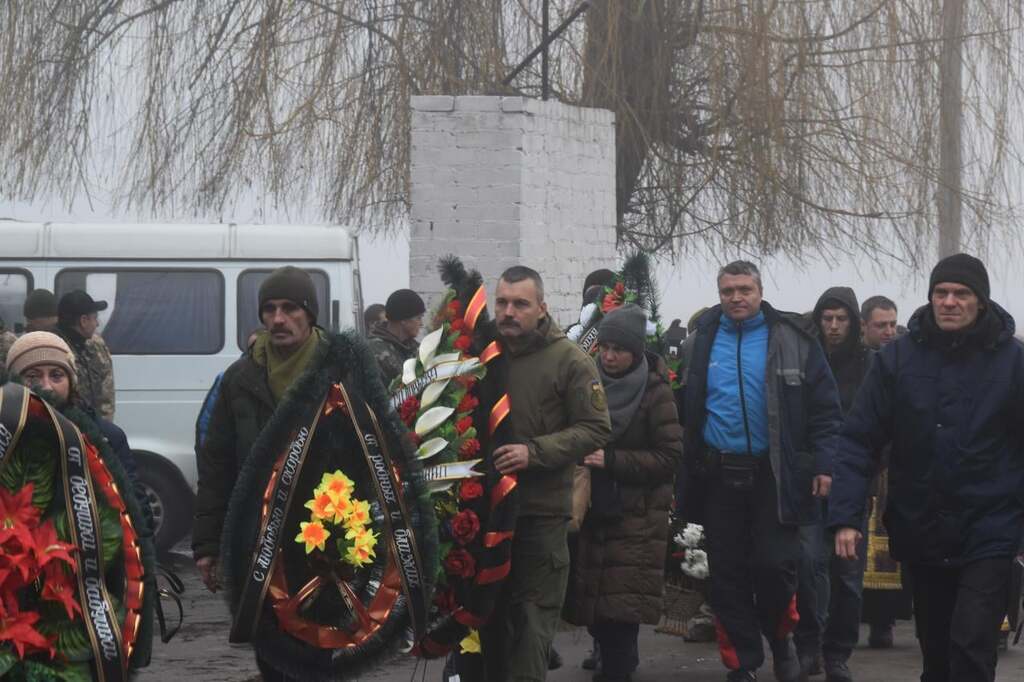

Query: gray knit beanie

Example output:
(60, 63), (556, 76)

(597, 304), (647, 357)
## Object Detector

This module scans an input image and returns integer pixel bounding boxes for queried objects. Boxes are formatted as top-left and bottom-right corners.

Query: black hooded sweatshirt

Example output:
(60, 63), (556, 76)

(813, 287), (871, 413)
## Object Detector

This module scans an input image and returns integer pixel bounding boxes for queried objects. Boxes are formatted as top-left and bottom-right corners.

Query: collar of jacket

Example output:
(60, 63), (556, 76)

(59, 325), (87, 350)
(369, 321), (417, 351)
(908, 300), (1014, 351)
(717, 309), (767, 334)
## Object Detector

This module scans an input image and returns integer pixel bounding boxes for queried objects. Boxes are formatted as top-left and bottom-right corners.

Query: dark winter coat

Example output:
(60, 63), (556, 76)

(569, 353), (682, 626)
(192, 347), (285, 559)
(491, 316), (612, 517)
(829, 302), (1024, 565)
(677, 302), (842, 526)
(366, 322), (418, 387)
(812, 287), (872, 413)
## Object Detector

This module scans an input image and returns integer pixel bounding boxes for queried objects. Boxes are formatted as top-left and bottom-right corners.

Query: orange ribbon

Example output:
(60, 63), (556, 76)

(464, 285), (487, 333)
(323, 383), (347, 416)
(488, 394), (511, 436)
(475, 562), (511, 585)
(479, 341), (502, 366)
(483, 530), (514, 548)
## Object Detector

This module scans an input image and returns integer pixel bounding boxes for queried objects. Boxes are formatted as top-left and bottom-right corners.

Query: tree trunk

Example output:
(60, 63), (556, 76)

(938, 0), (964, 258)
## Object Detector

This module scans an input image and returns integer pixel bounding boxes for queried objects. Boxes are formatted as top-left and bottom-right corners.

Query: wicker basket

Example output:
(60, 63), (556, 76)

(655, 576), (707, 637)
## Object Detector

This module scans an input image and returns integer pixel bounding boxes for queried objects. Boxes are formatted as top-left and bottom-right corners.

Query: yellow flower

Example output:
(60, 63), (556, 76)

(459, 629), (481, 655)
(329, 492), (353, 525)
(304, 492), (337, 522)
(296, 520), (330, 554)
(345, 541), (376, 567)
(345, 499), (371, 529)
(320, 470), (355, 500)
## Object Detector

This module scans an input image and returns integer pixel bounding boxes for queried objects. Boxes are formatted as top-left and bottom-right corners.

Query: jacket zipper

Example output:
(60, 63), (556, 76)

(736, 322), (754, 456)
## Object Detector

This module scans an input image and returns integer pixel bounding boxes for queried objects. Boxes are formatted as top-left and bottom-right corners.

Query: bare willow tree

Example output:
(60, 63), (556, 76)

(1, 1), (1021, 266)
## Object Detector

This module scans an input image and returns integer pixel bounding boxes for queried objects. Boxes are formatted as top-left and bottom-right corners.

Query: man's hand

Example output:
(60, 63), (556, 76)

(494, 444), (530, 474)
(813, 474), (832, 498)
(196, 556), (220, 593)
(582, 449), (605, 469)
(835, 528), (863, 560)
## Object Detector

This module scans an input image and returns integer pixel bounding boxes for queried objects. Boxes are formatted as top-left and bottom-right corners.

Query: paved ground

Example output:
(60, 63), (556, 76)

(138, 548), (1024, 681)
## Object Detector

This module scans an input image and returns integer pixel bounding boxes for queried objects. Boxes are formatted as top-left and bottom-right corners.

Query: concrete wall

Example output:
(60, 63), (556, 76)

(408, 95), (617, 323)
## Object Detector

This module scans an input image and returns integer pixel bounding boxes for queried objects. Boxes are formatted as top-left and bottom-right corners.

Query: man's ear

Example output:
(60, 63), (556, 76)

(539, 300), (548, 319)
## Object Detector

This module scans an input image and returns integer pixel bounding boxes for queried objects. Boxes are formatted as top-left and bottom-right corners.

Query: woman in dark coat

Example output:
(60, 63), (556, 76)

(569, 304), (683, 681)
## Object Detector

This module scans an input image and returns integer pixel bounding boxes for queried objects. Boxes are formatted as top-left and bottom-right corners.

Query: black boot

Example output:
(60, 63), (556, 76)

(548, 646), (563, 670)
(771, 637), (808, 682)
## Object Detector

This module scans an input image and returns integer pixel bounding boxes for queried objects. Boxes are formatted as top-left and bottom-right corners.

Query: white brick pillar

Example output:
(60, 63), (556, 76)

(409, 96), (617, 323)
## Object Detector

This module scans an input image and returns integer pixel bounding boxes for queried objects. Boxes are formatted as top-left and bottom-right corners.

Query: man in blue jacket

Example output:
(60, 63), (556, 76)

(830, 253), (1024, 682)
(679, 261), (842, 682)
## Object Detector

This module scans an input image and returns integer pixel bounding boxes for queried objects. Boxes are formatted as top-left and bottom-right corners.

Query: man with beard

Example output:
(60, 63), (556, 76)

(193, 266), (325, 681)
(831, 254), (1024, 682)
(478, 265), (611, 682)
(795, 288), (872, 681)
(678, 261), (841, 682)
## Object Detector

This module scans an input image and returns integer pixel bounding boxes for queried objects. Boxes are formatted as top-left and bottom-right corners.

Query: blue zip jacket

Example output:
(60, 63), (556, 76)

(704, 311), (770, 455)
(677, 302), (841, 526)
(829, 302), (1024, 565)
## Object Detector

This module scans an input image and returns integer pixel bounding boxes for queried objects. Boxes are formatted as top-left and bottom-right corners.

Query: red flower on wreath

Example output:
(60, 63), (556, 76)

(459, 479), (484, 502)
(455, 416), (474, 435)
(40, 564), (80, 621)
(455, 375), (477, 390)
(451, 509), (481, 546)
(458, 438), (481, 459)
(447, 300), (463, 319)
(444, 548), (476, 579)
(399, 396), (420, 428)
(0, 485), (41, 550)
(457, 394), (479, 414)
(453, 335), (472, 352)
(450, 318), (465, 332)
(0, 607), (52, 659)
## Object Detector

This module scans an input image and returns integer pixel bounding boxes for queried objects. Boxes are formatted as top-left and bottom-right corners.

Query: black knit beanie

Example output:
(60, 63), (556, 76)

(929, 253), (990, 303)
(385, 289), (426, 322)
(258, 266), (318, 322)
(598, 304), (647, 357)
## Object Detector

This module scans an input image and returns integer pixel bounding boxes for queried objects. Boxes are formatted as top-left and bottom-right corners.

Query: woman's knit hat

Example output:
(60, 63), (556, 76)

(5, 331), (77, 386)
(597, 304), (647, 357)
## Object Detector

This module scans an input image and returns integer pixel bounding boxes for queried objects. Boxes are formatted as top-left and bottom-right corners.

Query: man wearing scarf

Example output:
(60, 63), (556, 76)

(193, 266), (324, 681)
(830, 254), (1024, 682)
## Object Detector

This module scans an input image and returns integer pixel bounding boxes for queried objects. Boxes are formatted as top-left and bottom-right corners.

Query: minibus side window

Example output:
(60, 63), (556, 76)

(55, 269), (224, 355)
(0, 271), (32, 334)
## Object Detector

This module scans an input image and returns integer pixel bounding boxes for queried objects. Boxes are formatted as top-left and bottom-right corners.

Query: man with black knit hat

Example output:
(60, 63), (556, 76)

(194, 265), (328, 680)
(193, 266), (323, 590)
(830, 253), (1024, 682)
(367, 288), (425, 387)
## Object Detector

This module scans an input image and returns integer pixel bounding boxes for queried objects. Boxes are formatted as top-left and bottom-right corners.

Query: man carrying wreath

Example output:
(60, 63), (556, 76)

(477, 265), (611, 681)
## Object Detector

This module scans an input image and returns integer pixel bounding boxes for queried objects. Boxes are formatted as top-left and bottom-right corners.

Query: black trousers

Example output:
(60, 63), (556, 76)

(910, 558), (1012, 682)
(588, 621), (639, 676)
(704, 458), (801, 671)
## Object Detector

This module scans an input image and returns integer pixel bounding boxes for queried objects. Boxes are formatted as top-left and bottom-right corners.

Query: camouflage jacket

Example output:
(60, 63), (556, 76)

(60, 327), (116, 420)
(366, 322), (418, 389)
(0, 331), (16, 368)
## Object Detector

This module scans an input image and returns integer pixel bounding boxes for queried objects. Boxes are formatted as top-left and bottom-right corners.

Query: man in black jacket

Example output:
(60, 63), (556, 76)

(830, 254), (1024, 682)
(796, 287), (872, 681)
